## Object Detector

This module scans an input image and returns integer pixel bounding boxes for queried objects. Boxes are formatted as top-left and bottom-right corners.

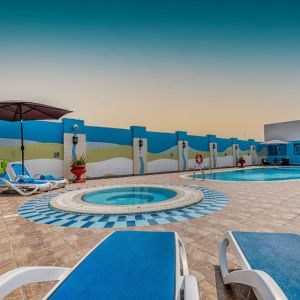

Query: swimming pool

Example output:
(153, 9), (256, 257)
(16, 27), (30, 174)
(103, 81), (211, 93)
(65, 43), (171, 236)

(82, 186), (177, 205)
(191, 167), (300, 181)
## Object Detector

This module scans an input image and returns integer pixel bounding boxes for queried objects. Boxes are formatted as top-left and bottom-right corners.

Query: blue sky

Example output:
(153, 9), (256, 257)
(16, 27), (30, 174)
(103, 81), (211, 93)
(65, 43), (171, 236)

(1, 1), (300, 139)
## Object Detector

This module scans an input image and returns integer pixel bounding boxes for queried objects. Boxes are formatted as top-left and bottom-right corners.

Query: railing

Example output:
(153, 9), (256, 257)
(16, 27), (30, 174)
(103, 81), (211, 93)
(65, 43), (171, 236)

(194, 164), (212, 180)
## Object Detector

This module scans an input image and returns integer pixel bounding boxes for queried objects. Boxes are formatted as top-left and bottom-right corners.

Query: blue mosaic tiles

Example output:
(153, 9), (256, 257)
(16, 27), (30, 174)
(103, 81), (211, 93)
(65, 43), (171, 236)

(18, 185), (228, 228)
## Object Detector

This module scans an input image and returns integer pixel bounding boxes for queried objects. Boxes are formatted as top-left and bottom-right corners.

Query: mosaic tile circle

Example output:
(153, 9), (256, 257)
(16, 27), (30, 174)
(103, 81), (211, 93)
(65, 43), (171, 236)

(18, 185), (228, 228)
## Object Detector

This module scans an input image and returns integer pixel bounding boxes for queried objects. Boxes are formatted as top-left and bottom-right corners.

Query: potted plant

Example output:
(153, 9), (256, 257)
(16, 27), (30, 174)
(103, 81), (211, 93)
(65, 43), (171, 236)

(0, 159), (7, 175)
(238, 156), (246, 168)
(70, 155), (87, 183)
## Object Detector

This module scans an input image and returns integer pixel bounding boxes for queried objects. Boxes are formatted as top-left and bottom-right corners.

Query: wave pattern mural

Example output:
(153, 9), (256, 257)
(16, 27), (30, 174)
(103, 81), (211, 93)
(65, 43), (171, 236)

(0, 119), (263, 177)
(148, 145), (178, 173)
(0, 139), (63, 162)
(147, 132), (178, 173)
(86, 142), (133, 177)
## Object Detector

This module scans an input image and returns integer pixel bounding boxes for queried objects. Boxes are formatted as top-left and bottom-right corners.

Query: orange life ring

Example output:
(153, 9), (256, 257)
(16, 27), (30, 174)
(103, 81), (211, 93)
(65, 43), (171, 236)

(195, 153), (203, 164)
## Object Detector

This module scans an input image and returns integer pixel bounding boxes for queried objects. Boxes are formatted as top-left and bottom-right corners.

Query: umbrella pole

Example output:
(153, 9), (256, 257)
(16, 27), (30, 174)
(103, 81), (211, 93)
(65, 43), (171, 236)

(20, 119), (25, 175)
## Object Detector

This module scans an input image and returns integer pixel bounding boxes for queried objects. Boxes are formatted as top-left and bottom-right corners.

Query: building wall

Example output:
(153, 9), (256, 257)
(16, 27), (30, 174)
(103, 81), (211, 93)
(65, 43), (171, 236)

(147, 131), (178, 173)
(188, 135), (209, 169)
(86, 126), (133, 178)
(0, 118), (263, 178)
(264, 120), (300, 164)
(265, 120), (300, 141)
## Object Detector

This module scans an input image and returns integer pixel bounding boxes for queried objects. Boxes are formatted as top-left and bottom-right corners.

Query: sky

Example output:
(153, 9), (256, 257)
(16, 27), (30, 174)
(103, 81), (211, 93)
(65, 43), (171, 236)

(0, 0), (300, 140)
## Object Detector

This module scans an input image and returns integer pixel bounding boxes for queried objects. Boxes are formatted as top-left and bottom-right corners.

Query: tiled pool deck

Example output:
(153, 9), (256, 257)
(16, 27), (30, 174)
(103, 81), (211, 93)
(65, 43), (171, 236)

(1, 170), (300, 299)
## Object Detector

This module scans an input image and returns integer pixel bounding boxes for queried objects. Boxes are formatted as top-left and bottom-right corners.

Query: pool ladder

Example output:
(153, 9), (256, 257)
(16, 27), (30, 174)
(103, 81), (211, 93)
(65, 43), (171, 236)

(194, 165), (212, 180)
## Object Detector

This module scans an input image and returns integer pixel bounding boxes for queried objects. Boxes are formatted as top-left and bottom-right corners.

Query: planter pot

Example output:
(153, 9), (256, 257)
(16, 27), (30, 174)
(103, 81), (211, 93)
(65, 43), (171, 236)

(239, 159), (246, 168)
(70, 165), (86, 183)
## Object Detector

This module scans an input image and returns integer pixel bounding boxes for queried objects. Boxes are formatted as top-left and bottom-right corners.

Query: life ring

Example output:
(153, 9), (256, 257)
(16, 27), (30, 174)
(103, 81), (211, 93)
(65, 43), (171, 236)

(195, 153), (203, 164)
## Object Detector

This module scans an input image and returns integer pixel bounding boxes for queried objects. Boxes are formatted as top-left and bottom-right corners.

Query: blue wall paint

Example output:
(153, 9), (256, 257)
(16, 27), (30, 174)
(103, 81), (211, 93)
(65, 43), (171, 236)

(237, 139), (250, 151)
(63, 118), (85, 134)
(176, 131), (187, 141)
(267, 141), (300, 164)
(0, 118), (263, 162)
(0, 120), (63, 143)
(216, 138), (232, 152)
(147, 131), (177, 153)
(131, 126), (147, 138)
(188, 135), (209, 151)
(86, 126), (132, 145)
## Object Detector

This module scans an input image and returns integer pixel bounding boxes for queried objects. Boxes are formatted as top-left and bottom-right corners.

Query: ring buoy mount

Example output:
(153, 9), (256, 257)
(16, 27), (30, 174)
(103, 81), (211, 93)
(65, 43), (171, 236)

(195, 153), (203, 164)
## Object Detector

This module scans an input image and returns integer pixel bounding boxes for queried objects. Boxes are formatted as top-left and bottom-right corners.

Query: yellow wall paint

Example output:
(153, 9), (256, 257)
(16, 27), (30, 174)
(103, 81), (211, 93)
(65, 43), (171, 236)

(86, 145), (132, 162)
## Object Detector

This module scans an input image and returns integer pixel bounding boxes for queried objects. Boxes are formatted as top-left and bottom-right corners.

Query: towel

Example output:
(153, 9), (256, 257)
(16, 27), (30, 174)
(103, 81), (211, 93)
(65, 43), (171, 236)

(18, 177), (35, 183)
(40, 174), (54, 180)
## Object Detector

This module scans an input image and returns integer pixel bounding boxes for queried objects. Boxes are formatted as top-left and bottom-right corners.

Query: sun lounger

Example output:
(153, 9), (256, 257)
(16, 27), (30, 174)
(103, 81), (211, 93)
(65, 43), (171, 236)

(0, 231), (199, 299)
(10, 162), (68, 189)
(219, 231), (300, 300)
(0, 171), (51, 196)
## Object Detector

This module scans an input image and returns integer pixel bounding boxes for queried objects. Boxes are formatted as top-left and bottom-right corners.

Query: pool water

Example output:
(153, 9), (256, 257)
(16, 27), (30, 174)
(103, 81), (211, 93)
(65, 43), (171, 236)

(82, 187), (177, 205)
(192, 167), (300, 181)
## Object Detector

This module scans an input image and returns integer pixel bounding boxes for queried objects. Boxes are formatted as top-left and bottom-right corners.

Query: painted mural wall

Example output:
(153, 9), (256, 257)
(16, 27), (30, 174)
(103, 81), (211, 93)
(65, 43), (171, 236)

(147, 131), (178, 173)
(217, 138), (234, 167)
(188, 135), (209, 169)
(86, 126), (133, 178)
(0, 120), (64, 177)
(0, 118), (263, 178)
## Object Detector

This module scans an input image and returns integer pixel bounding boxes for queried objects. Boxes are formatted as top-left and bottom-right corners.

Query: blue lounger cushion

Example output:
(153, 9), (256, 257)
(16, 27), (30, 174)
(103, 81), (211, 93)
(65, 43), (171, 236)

(11, 163), (65, 182)
(48, 231), (176, 300)
(233, 231), (300, 300)
(11, 163), (31, 177)
(0, 172), (39, 185)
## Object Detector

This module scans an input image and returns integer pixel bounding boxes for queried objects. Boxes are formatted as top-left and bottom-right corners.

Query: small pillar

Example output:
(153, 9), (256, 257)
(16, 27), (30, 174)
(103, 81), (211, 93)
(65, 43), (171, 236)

(232, 144), (239, 166)
(63, 118), (86, 180)
(248, 140), (256, 165)
(176, 131), (188, 172)
(131, 126), (147, 175)
(208, 135), (217, 168)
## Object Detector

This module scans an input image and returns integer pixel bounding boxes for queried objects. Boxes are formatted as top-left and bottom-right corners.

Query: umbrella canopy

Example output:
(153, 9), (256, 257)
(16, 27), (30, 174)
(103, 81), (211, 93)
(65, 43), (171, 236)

(261, 139), (289, 145)
(0, 101), (72, 174)
(0, 101), (72, 121)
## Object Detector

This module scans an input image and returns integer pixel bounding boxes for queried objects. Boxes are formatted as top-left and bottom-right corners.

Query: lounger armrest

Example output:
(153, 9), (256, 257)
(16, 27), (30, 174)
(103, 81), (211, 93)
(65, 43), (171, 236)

(0, 266), (70, 299)
(219, 232), (288, 300)
(178, 235), (189, 275)
(224, 269), (288, 300)
(184, 275), (199, 300)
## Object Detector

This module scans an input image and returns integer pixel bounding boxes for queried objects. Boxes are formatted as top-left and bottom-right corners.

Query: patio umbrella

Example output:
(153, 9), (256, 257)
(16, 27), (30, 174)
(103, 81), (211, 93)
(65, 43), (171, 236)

(0, 101), (72, 174)
(261, 139), (289, 145)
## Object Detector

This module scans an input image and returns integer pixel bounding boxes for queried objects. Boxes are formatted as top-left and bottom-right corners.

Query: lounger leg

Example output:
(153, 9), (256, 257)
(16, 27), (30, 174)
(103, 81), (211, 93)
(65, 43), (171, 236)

(13, 184), (39, 196)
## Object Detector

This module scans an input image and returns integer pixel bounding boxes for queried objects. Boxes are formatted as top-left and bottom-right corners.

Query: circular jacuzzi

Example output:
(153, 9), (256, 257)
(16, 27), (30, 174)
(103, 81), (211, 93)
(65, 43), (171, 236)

(50, 184), (203, 214)
(82, 187), (177, 205)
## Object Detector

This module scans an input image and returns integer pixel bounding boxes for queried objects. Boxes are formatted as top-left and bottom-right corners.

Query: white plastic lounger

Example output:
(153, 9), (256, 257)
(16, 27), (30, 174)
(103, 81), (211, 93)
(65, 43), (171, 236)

(10, 163), (68, 189)
(220, 231), (300, 300)
(0, 172), (51, 196)
(0, 231), (199, 300)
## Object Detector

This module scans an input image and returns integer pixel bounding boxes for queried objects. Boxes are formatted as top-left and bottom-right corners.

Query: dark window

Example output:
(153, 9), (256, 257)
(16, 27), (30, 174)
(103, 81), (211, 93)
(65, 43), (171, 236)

(294, 144), (300, 155)
(268, 145), (286, 156)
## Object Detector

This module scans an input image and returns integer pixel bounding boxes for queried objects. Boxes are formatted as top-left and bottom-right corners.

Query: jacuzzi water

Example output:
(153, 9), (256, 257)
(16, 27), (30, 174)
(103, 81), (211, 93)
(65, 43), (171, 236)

(82, 187), (177, 205)
(192, 167), (300, 181)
